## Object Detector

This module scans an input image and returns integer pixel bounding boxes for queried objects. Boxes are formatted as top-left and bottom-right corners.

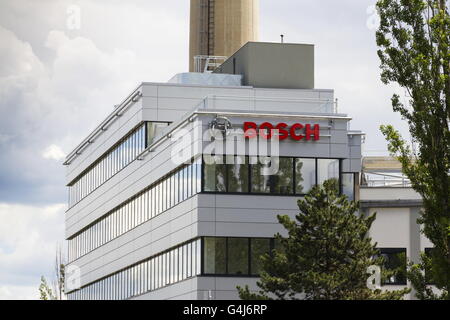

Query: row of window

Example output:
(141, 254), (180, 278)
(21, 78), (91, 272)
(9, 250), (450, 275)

(203, 156), (354, 199)
(67, 238), (411, 300)
(68, 122), (170, 208)
(68, 156), (355, 262)
(68, 124), (146, 207)
(206, 241), (409, 285)
(68, 159), (202, 262)
(67, 239), (202, 300)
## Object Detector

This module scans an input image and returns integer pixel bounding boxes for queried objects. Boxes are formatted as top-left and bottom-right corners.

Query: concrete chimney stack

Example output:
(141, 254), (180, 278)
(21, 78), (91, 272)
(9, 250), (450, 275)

(189, 0), (259, 72)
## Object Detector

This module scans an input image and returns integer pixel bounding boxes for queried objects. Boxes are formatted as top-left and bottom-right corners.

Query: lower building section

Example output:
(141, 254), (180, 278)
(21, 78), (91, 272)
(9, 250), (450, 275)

(67, 237), (274, 300)
(67, 234), (414, 300)
(67, 238), (202, 300)
(134, 277), (260, 300)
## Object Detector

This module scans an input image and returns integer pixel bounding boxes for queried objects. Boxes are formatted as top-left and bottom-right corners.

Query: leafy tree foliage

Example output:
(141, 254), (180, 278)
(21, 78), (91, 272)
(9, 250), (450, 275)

(39, 276), (55, 300)
(238, 180), (409, 300)
(53, 246), (66, 300)
(39, 246), (66, 300)
(376, 0), (449, 299)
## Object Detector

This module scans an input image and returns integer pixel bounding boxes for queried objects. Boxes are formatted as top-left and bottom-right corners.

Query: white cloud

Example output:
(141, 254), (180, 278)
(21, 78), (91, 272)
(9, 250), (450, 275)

(42, 144), (66, 161)
(0, 203), (65, 300)
(0, 285), (38, 300)
(0, 26), (45, 80)
(0, 134), (12, 145)
(0, 21), (177, 202)
(0, 3), (191, 296)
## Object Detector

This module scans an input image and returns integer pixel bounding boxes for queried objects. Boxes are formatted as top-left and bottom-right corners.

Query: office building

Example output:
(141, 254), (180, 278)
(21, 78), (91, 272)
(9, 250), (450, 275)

(64, 4), (432, 300)
(64, 41), (372, 299)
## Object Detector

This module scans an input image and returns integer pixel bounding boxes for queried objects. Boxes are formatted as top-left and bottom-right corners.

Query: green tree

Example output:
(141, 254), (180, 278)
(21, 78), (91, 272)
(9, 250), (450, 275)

(39, 276), (55, 300)
(238, 180), (409, 300)
(53, 245), (66, 300)
(39, 245), (66, 300)
(376, 0), (449, 299)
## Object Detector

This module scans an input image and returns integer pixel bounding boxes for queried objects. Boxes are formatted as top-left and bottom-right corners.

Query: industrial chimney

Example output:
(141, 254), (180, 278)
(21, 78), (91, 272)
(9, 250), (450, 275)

(189, 0), (259, 72)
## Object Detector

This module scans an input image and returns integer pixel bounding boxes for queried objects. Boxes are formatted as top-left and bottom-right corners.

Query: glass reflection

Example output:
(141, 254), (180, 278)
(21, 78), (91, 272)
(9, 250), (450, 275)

(295, 158), (316, 194)
(227, 156), (249, 193)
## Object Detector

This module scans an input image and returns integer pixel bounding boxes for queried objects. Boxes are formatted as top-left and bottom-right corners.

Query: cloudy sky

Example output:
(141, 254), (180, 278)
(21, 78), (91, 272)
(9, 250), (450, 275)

(0, 0), (410, 299)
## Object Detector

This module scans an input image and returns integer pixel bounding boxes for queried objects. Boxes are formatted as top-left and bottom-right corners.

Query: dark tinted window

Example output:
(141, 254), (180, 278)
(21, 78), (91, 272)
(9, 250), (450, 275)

(227, 156), (249, 193)
(204, 237), (226, 274)
(228, 238), (249, 275)
(251, 238), (270, 275)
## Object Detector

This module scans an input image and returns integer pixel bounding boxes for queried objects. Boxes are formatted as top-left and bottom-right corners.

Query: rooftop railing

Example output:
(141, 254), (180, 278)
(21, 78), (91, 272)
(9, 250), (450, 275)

(361, 172), (412, 188)
(196, 95), (338, 114)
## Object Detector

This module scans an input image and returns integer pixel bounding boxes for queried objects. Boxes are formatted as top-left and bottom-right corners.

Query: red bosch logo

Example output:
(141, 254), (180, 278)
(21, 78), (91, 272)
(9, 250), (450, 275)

(243, 122), (320, 141)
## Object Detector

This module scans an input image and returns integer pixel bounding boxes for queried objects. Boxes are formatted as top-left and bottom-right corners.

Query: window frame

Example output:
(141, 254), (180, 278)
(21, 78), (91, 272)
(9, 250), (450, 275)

(202, 156), (342, 197)
(377, 247), (408, 286)
(201, 236), (275, 278)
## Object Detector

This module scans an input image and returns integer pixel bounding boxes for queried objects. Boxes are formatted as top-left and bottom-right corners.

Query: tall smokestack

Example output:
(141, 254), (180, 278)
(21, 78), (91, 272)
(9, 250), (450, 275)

(189, 0), (259, 72)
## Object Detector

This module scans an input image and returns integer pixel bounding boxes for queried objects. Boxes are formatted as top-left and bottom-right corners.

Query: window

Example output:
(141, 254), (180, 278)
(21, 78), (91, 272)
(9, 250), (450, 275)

(227, 156), (249, 193)
(174, 171), (179, 204)
(203, 156), (226, 192)
(151, 187), (155, 218)
(134, 265), (140, 296)
(228, 238), (249, 275)
(179, 169), (184, 201)
(295, 158), (316, 194)
(155, 256), (160, 289)
(378, 248), (407, 285)
(142, 192), (148, 222)
(156, 183), (161, 215)
(251, 238), (270, 275)
(196, 157), (202, 193)
(341, 173), (355, 200)
(317, 159), (340, 186)
(161, 180), (167, 213)
(182, 245), (188, 280)
(150, 259), (155, 291)
(163, 253), (167, 286)
(184, 166), (189, 200)
(251, 159), (272, 193)
(202, 157), (342, 196)
(271, 158), (294, 194)
(124, 204), (129, 231)
(175, 247), (180, 283)
(187, 242), (192, 277)
(170, 250), (175, 284)
(204, 237), (226, 274)
(196, 239), (202, 275)
(185, 166), (192, 199)
(170, 174), (175, 207)
(251, 158), (293, 194)
(146, 122), (170, 146)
